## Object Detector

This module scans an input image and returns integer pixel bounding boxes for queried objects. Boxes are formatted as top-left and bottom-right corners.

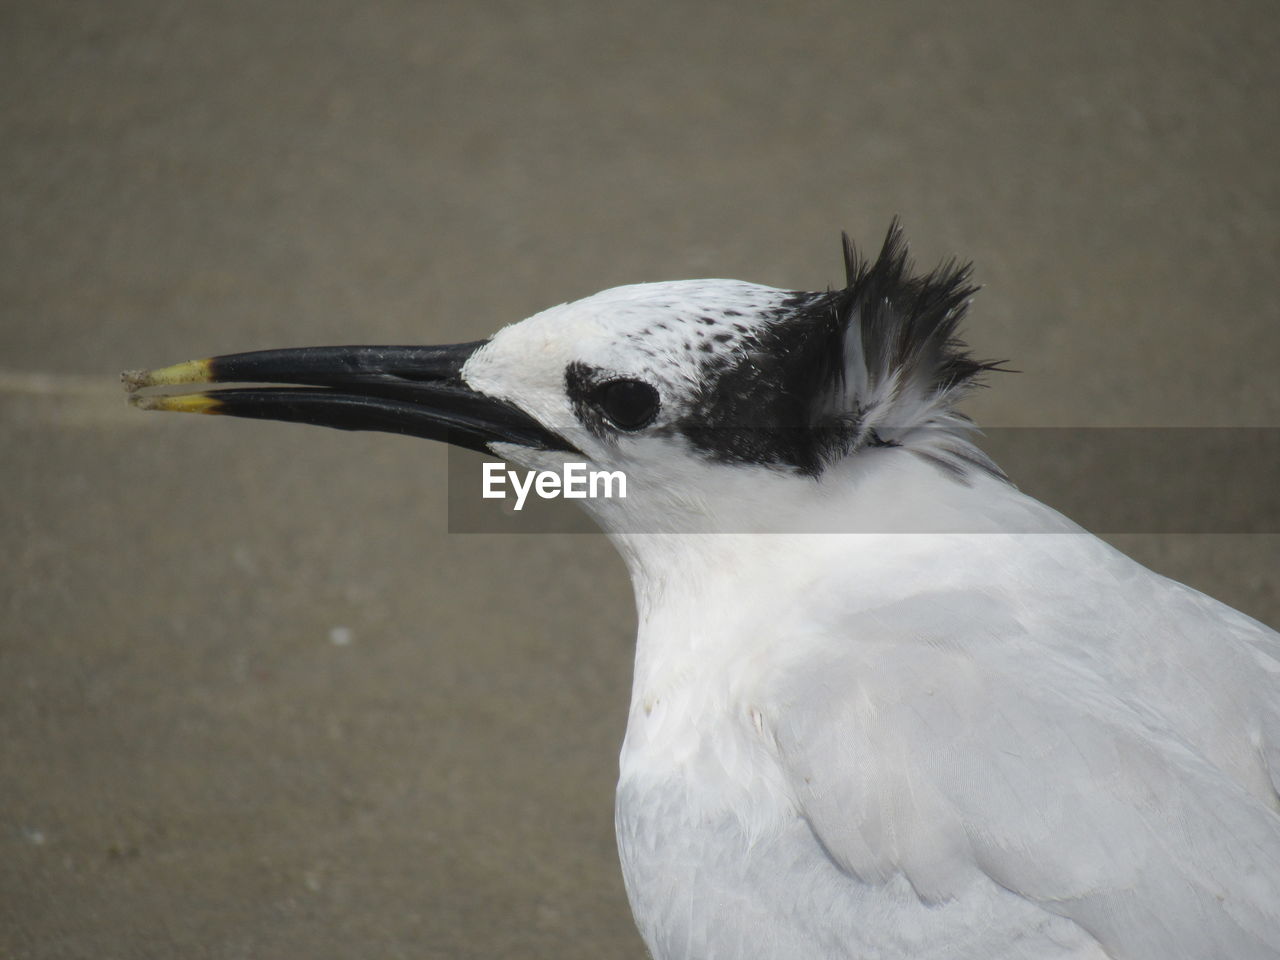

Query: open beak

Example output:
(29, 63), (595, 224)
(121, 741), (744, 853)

(123, 342), (578, 456)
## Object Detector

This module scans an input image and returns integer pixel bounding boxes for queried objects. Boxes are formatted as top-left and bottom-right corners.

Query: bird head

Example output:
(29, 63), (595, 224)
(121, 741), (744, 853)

(125, 223), (1003, 537)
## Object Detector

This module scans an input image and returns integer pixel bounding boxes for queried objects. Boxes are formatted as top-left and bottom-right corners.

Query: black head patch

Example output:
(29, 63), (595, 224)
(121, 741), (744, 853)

(677, 220), (1003, 477)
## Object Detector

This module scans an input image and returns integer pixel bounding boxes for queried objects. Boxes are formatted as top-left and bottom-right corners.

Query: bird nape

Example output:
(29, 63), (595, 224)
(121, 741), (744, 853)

(125, 224), (1280, 960)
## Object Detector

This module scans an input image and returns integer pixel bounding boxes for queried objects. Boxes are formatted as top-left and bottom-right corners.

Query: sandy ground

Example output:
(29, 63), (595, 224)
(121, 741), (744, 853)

(2, 2), (1277, 957)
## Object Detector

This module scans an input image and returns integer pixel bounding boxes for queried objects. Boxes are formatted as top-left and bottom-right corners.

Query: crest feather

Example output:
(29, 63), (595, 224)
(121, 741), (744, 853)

(794, 221), (1005, 476)
(679, 222), (1006, 480)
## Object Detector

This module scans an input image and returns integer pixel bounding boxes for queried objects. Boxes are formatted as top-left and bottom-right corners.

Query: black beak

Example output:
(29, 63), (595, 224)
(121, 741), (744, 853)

(123, 342), (578, 456)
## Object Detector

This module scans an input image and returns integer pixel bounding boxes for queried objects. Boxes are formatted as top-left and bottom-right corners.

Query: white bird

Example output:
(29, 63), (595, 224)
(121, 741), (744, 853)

(126, 223), (1280, 959)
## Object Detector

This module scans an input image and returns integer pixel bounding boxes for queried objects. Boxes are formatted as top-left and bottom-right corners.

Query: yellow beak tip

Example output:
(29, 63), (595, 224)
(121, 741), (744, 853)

(121, 358), (215, 393)
(129, 393), (222, 415)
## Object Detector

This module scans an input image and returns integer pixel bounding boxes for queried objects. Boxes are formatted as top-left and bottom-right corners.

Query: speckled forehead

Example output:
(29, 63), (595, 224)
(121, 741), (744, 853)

(574, 279), (791, 378)
(462, 279), (792, 406)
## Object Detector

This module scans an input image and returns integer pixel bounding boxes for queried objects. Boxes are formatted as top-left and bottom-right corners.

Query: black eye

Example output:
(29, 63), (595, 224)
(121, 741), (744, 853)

(594, 379), (660, 431)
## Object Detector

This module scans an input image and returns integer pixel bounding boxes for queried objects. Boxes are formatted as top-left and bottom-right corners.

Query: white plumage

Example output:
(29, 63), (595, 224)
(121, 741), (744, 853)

(611, 527), (1280, 958)
(463, 228), (1280, 958)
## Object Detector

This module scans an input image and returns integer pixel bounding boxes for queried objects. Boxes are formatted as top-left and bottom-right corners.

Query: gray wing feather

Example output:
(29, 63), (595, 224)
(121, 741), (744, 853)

(766, 571), (1280, 960)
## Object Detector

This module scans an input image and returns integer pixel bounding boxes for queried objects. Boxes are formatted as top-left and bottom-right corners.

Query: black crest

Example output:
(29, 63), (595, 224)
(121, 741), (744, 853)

(836, 219), (994, 407)
(680, 221), (1004, 478)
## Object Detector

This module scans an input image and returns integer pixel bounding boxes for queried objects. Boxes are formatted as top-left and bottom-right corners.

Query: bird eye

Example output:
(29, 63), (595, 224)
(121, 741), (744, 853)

(594, 379), (659, 431)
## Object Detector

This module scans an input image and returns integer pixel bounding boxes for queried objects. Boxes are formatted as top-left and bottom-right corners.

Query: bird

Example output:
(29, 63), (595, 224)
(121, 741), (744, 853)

(124, 222), (1280, 959)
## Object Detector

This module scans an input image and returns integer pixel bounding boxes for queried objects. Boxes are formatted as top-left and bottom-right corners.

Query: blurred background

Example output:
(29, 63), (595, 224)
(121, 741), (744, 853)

(2, 1), (1277, 956)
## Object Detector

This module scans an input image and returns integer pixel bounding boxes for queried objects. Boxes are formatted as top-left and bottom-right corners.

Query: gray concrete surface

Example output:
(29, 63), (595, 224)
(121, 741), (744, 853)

(2, 2), (1277, 957)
